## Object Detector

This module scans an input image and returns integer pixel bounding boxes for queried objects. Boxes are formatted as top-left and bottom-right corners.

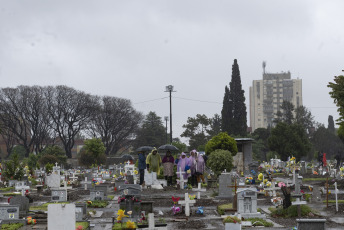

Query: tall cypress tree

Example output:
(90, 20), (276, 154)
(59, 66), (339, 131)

(221, 59), (247, 136)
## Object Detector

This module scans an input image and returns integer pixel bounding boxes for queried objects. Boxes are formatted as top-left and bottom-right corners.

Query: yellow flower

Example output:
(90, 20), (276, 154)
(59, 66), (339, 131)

(134, 170), (138, 175)
(263, 179), (268, 184)
(340, 167), (344, 172)
(126, 220), (136, 229)
(258, 173), (263, 181)
(116, 209), (128, 221)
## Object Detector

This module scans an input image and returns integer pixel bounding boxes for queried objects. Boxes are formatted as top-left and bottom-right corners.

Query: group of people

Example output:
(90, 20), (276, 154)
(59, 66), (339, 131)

(137, 149), (207, 187)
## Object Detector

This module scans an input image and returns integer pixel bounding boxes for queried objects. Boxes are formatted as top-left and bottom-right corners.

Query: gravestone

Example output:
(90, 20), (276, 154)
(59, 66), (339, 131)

(90, 190), (105, 201)
(127, 175), (134, 184)
(14, 181), (30, 191)
(296, 219), (326, 230)
(46, 174), (61, 188)
(178, 193), (196, 217)
(118, 184), (142, 218)
(248, 162), (259, 173)
(225, 223), (242, 230)
(0, 205), (20, 220)
(75, 203), (87, 221)
(8, 180), (18, 187)
(300, 161), (307, 175)
(9, 196), (29, 218)
(51, 189), (67, 202)
(144, 170), (159, 186)
(216, 173), (232, 199)
(236, 188), (265, 219)
(95, 185), (108, 196)
(48, 204), (75, 230)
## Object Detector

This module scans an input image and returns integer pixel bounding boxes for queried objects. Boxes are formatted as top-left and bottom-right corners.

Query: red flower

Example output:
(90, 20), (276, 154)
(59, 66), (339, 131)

(172, 196), (180, 203)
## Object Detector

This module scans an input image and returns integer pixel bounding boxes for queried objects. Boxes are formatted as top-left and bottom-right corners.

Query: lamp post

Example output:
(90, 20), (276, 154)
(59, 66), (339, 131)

(164, 116), (169, 144)
(165, 85), (175, 144)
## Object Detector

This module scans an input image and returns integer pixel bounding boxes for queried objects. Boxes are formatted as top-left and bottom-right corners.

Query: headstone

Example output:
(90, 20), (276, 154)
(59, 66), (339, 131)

(334, 182), (338, 212)
(46, 174), (61, 188)
(81, 177), (92, 190)
(95, 185), (108, 196)
(75, 203), (87, 221)
(178, 193), (196, 217)
(48, 204), (75, 230)
(51, 189), (67, 202)
(14, 181), (30, 191)
(225, 223), (242, 230)
(0, 205), (20, 220)
(148, 213), (155, 229)
(9, 196), (29, 218)
(216, 173), (232, 199)
(300, 161), (307, 175)
(118, 184), (142, 218)
(236, 188), (265, 219)
(90, 190), (105, 201)
(296, 219), (326, 230)
(144, 170), (159, 186)
(8, 180), (18, 187)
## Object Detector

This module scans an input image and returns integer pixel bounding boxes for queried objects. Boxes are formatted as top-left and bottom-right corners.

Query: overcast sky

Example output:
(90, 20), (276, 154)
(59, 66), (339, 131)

(1, 0), (343, 144)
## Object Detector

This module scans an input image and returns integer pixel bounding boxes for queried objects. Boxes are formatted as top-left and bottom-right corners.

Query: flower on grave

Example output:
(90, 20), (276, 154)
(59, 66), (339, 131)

(196, 206), (204, 214)
(87, 201), (92, 205)
(263, 179), (268, 184)
(189, 195), (196, 200)
(125, 180), (129, 184)
(117, 196), (125, 203)
(126, 220), (136, 229)
(300, 190), (304, 194)
(76, 225), (83, 230)
(258, 173), (263, 181)
(313, 171), (318, 175)
(278, 182), (285, 188)
(266, 182), (272, 187)
(134, 170), (138, 175)
(172, 196), (180, 204)
(340, 167), (344, 172)
(116, 209), (128, 222)
(127, 211), (133, 215)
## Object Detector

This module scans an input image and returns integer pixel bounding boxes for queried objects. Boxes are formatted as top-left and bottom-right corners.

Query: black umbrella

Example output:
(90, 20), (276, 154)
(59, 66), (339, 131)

(121, 154), (134, 161)
(158, 144), (179, 151)
(135, 146), (154, 152)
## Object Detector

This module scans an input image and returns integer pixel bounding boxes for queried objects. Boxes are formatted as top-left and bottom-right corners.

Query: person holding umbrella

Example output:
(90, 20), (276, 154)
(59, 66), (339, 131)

(138, 151), (146, 186)
(146, 148), (162, 174)
(162, 150), (175, 186)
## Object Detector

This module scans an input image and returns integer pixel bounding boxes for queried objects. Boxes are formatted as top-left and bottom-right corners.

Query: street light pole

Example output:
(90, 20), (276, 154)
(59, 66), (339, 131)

(165, 85), (175, 144)
(164, 116), (169, 144)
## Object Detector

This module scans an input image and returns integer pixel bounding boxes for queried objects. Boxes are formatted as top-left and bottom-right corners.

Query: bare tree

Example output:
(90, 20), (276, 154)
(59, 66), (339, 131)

(87, 96), (143, 155)
(44, 86), (97, 158)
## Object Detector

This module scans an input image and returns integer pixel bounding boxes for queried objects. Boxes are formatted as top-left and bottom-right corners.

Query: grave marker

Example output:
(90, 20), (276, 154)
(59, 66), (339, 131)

(9, 196), (29, 218)
(48, 204), (75, 230)
(178, 193), (196, 217)
(0, 205), (20, 220)
(192, 183), (206, 199)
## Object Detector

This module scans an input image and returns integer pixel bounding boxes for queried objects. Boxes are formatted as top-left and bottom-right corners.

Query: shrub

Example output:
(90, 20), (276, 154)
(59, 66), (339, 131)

(271, 205), (312, 217)
(246, 218), (273, 227)
(78, 138), (106, 167)
(205, 132), (238, 156)
(3, 153), (25, 181)
(39, 154), (59, 166)
(207, 149), (233, 177)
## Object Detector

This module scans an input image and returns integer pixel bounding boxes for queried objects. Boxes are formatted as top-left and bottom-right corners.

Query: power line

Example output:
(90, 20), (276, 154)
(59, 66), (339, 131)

(133, 97), (168, 105)
(174, 96), (222, 104)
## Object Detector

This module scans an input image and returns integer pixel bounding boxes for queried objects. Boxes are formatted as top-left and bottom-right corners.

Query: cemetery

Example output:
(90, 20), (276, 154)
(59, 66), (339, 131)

(0, 147), (344, 230)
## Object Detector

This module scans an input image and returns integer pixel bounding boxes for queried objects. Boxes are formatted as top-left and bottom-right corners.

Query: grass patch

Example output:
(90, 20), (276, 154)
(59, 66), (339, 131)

(211, 191), (219, 197)
(246, 218), (273, 227)
(76, 221), (90, 230)
(3, 193), (21, 196)
(270, 205), (312, 218)
(223, 216), (241, 224)
(303, 178), (331, 182)
(217, 203), (233, 215)
(1, 223), (24, 230)
(273, 173), (284, 176)
(0, 187), (14, 192)
(29, 202), (70, 211)
(86, 200), (109, 208)
(107, 195), (114, 200)
(323, 200), (344, 203)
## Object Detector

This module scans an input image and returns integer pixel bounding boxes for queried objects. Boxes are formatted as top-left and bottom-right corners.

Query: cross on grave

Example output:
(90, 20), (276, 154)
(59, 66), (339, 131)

(228, 179), (248, 210)
(265, 183), (281, 197)
(70, 173), (78, 182)
(63, 180), (72, 190)
(55, 162), (58, 167)
(81, 177), (88, 190)
(178, 193), (196, 217)
(176, 168), (187, 189)
(192, 183), (206, 199)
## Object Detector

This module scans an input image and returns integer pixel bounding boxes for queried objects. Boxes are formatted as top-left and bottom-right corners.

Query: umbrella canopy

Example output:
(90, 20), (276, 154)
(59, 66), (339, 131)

(121, 154), (134, 161)
(158, 144), (179, 151)
(135, 146), (155, 152)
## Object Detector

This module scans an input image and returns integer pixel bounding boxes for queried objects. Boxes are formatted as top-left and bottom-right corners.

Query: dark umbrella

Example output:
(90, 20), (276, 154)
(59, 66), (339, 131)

(135, 146), (154, 152)
(158, 144), (179, 151)
(121, 154), (134, 161)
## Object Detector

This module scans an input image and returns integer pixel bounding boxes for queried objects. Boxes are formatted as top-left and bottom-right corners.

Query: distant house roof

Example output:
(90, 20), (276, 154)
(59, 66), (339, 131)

(235, 138), (254, 143)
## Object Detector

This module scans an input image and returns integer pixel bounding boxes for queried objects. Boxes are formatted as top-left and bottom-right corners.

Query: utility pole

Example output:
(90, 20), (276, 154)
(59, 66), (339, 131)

(164, 116), (169, 144)
(165, 85), (175, 144)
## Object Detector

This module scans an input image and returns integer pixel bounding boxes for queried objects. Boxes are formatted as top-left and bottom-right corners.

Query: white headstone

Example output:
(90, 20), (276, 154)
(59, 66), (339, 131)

(335, 182), (338, 212)
(148, 213), (155, 230)
(48, 204), (75, 230)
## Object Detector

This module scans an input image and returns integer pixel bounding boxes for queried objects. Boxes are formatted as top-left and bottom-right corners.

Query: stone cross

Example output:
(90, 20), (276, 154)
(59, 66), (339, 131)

(70, 173), (78, 182)
(148, 213), (155, 230)
(335, 182), (338, 212)
(55, 162), (58, 167)
(178, 193), (196, 217)
(192, 183), (206, 199)
(176, 168), (187, 189)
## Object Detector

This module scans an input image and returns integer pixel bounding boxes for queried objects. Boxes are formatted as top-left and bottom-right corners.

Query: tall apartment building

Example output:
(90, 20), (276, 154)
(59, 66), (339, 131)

(249, 69), (302, 131)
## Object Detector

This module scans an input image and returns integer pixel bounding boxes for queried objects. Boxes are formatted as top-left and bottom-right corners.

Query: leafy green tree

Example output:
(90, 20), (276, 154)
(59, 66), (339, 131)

(311, 125), (344, 159)
(208, 114), (222, 138)
(268, 122), (311, 161)
(207, 149), (233, 177)
(328, 75), (344, 125)
(251, 128), (271, 161)
(78, 138), (106, 167)
(3, 153), (25, 181)
(134, 111), (166, 148)
(221, 59), (247, 136)
(11, 145), (26, 160)
(27, 153), (39, 171)
(338, 124), (344, 143)
(205, 132), (238, 156)
(45, 162), (53, 174)
(295, 106), (314, 132)
(328, 115), (335, 134)
(39, 145), (67, 166)
(181, 114), (210, 150)
(171, 140), (187, 152)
